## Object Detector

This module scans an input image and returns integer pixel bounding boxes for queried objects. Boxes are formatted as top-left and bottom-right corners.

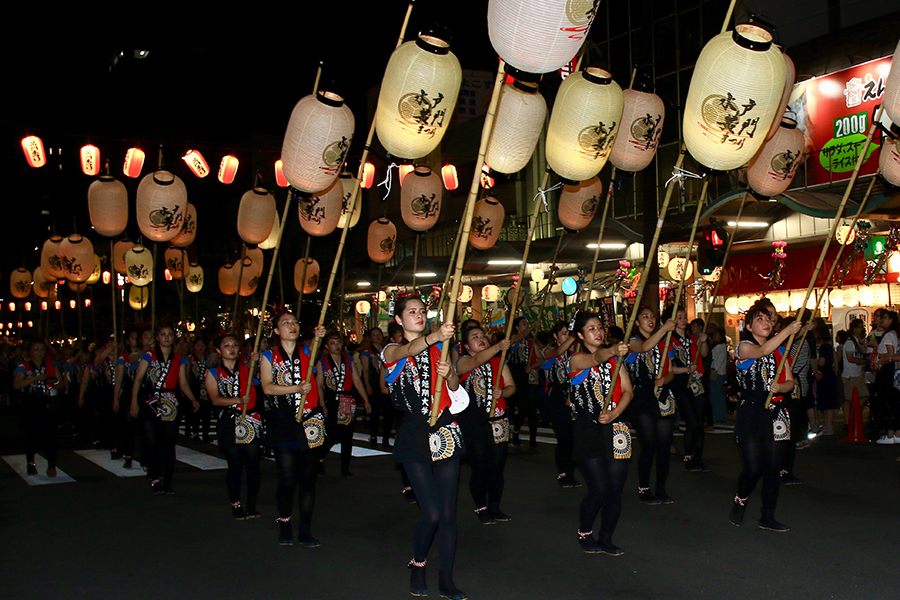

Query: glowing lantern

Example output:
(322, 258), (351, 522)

(21, 135), (46, 168)
(469, 196), (505, 250)
(737, 295), (752, 312)
(401, 166), (442, 231)
(113, 240), (134, 274)
(182, 149), (210, 178)
(442, 164), (458, 190)
(186, 264), (204, 293)
(274, 159), (289, 188)
(10, 268), (32, 298)
(80, 144), (100, 176)
(246, 247), (264, 278)
(480, 164), (496, 189)
(68, 299), (77, 309)
(356, 300), (371, 315)
(765, 51), (796, 140)
(398, 164), (415, 185)
(725, 297), (739, 314)
(128, 285), (149, 310)
(882, 38), (900, 123)
(164, 248), (185, 279)
(25, 302), (32, 311)
(27, 321), (33, 328)
(873, 284), (889, 305)
(41, 236), (66, 281)
(102, 271), (111, 285)
(170, 203), (197, 248)
(889, 251), (900, 274)
(60, 234), (94, 283)
(281, 90), (355, 194)
(218, 264), (239, 296)
(258, 213), (281, 250)
(88, 175), (128, 237)
(361, 162), (376, 189)
(829, 290), (845, 307)
(7, 302), (14, 311)
(41, 302), (48, 311)
(561, 277), (578, 295)
(238, 187), (277, 245)
(125, 245), (153, 286)
(485, 80), (547, 174)
(546, 68), (624, 183)
(294, 259), (321, 295)
(683, 24), (786, 171)
(375, 30), (462, 159)
(482, 285), (500, 302)
(747, 116), (805, 199)
(367, 218), (397, 264)
(531, 268), (544, 283)
(298, 179), (342, 236)
(458, 285), (474, 303)
(610, 84), (666, 173)
(238, 257), (259, 297)
(86, 255), (102, 284)
(218, 155), (239, 184)
(123, 147), (145, 178)
(666, 257), (694, 281)
(32, 268), (55, 299)
(558, 177), (602, 231)
(702, 266), (722, 282)
(658, 250), (671, 268)
(54, 301), (61, 310)
(337, 173), (362, 229)
(859, 286), (875, 306)
(136, 170), (188, 242)
(880, 125), (900, 187)
(487, 0), (598, 74)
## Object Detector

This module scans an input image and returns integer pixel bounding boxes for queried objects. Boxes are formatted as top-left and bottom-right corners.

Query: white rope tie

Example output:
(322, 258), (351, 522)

(533, 182), (564, 212)
(665, 166), (705, 189)
(377, 162), (400, 201)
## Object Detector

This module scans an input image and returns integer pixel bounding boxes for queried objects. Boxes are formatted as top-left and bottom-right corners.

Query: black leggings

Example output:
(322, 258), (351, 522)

(551, 415), (575, 477)
(512, 385), (539, 443)
(404, 458), (460, 570)
(222, 440), (261, 510)
(140, 415), (179, 487)
(632, 412), (675, 494)
(273, 446), (318, 534)
(782, 395), (806, 475)
(368, 392), (394, 443)
(467, 440), (508, 509)
(187, 400), (212, 439)
(23, 403), (59, 468)
(736, 437), (787, 515)
(673, 386), (705, 461)
(578, 456), (629, 538)
(322, 419), (355, 475)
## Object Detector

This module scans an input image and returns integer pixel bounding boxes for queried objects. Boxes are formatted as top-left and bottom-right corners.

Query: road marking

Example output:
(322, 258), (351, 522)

(2, 454), (75, 485)
(74, 450), (145, 477)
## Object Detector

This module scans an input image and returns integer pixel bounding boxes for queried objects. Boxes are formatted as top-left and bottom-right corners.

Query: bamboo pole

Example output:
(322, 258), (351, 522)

(700, 188), (750, 336)
(538, 230), (567, 324)
(233, 245), (247, 331)
(435, 216), (467, 320)
(584, 167), (616, 310)
(431, 60), (507, 427)
(764, 106), (883, 408)
(412, 233), (421, 292)
(296, 236), (312, 312)
(150, 243), (157, 334)
(110, 241), (117, 348)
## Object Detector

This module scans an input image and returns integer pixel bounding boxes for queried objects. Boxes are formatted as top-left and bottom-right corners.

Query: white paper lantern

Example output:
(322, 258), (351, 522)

(239, 257), (259, 297)
(258, 212), (281, 250)
(859, 286), (875, 306)
(186, 264), (204, 293)
(238, 187), (277, 245)
(883, 38), (900, 123)
(60, 234), (94, 283)
(374, 32), (462, 160)
(737, 295), (753, 312)
(725, 296), (739, 314)
(789, 291), (804, 311)
(337, 172), (362, 229)
(10, 268), (32, 298)
(458, 285), (474, 303)
(830, 289), (845, 307)
(294, 259), (320, 295)
(546, 68), (624, 183)
(367, 218), (397, 264)
(298, 179), (342, 236)
(880, 126), (900, 187)
(747, 117), (805, 198)
(170, 203), (197, 248)
(113, 240), (134, 274)
(128, 285), (149, 310)
(487, 0), (598, 74)
(482, 285), (500, 302)
(658, 250), (671, 268)
(765, 51), (796, 141)
(136, 170), (188, 242)
(666, 257), (694, 281)
(41, 236), (66, 281)
(87, 175), (128, 237)
(610, 86), (666, 173)
(125, 245), (153, 286)
(86, 255), (102, 284)
(32, 267), (55, 299)
(281, 91), (355, 194)
(558, 177), (602, 231)
(401, 166), (442, 232)
(683, 24), (786, 171)
(218, 264), (239, 296)
(356, 300), (371, 315)
(485, 80), (547, 174)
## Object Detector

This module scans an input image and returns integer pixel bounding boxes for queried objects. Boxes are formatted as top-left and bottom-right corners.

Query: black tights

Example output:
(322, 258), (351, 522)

(368, 393), (394, 443)
(782, 396), (806, 476)
(578, 456), (629, 538)
(632, 413), (675, 494)
(273, 446), (319, 535)
(141, 415), (179, 488)
(23, 404), (59, 468)
(467, 440), (508, 509)
(551, 416), (575, 477)
(737, 437), (787, 516)
(322, 420), (355, 475)
(223, 440), (261, 510)
(673, 387), (705, 461)
(404, 458), (460, 570)
(512, 386), (539, 444)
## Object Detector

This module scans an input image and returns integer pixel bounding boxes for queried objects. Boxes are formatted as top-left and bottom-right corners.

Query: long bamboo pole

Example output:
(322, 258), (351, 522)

(431, 60), (507, 427)
(110, 241), (117, 350)
(233, 245), (247, 331)
(584, 167), (616, 310)
(302, 0), (417, 390)
(296, 236), (312, 312)
(764, 106), (883, 408)
(700, 188), (750, 335)
(435, 216), (468, 320)
(150, 243), (157, 335)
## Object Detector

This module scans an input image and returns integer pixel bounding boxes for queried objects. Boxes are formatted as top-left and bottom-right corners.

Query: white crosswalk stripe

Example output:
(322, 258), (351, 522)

(2, 454), (75, 485)
(74, 450), (145, 477)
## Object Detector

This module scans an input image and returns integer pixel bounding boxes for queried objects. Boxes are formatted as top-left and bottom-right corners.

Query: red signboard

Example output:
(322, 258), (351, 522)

(789, 56), (893, 186)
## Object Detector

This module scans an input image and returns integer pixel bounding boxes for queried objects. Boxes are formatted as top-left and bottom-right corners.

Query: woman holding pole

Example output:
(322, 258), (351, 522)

(539, 321), (579, 488)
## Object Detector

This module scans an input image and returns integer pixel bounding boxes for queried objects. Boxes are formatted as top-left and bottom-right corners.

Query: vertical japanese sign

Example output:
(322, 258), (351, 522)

(789, 56), (892, 186)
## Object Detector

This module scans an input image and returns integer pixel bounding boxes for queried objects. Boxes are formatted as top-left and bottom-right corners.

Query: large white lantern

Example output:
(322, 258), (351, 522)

(609, 84), (666, 173)
(60, 234), (94, 283)
(87, 175), (128, 237)
(558, 177), (602, 231)
(487, 0), (598, 74)
(298, 179), (342, 237)
(880, 125), (900, 187)
(683, 24), (786, 171)
(765, 51), (796, 141)
(136, 170), (188, 242)
(883, 38), (900, 123)
(238, 187), (277, 245)
(186, 264), (204, 293)
(170, 203), (197, 248)
(281, 90), (355, 195)
(125, 245), (153, 286)
(374, 31), (462, 160)
(258, 212), (281, 250)
(747, 116), (805, 199)
(10, 268), (32, 298)
(485, 80), (547, 174)
(546, 68), (624, 182)
(337, 172), (362, 229)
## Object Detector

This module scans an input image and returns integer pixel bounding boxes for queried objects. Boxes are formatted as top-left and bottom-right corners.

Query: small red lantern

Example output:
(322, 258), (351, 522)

(7, 302), (15, 311)
(21, 135), (46, 168)
(84, 298), (91, 308)
(361, 162), (376, 189)
(41, 302), (48, 311)
(398, 164), (414, 186)
(182, 149), (210, 178)
(27, 321), (33, 328)
(102, 271), (111, 285)
(275, 159), (289, 187)
(55, 301), (61, 310)
(80, 144), (101, 176)
(218, 155), (239, 184)
(441, 164), (459, 190)
(480, 164), (495, 189)
(124, 147), (145, 178)
(165, 269), (173, 281)
(24, 302), (32, 311)
(69, 300), (76, 309)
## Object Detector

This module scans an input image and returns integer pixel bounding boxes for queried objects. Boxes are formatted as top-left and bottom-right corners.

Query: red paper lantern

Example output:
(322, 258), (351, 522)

(218, 155), (239, 184)
(298, 179), (342, 237)
(400, 166), (442, 231)
(55, 301), (62, 310)
(367, 218), (397, 264)
(25, 302), (32, 311)
(480, 164), (496, 189)
(21, 135), (46, 168)
(274, 159), (289, 187)
(85, 298), (91, 308)
(123, 147), (145, 178)
(441, 164), (458, 190)
(102, 271), (111, 285)
(182, 149), (210, 178)
(469, 196), (505, 250)
(41, 302), (48, 311)
(398, 164), (415, 185)
(69, 300), (77, 309)
(80, 144), (100, 176)
(558, 177), (603, 231)
(361, 162), (376, 189)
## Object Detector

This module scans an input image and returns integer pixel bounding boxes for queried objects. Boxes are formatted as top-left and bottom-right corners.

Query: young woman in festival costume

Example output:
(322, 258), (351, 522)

(317, 331), (371, 478)
(625, 306), (676, 505)
(730, 301), (805, 532)
(259, 312), (326, 547)
(506, 316), (538, 447)
(539, 321), (579, 488)
(14, 338), (67, 476)
(382, 295), (468, 600)
(113, 328), (150, 469)
(184, 336), (212, 443)
(567, 311), (632, 556)
(361, 327), (392, 448)
(79, 339), (118, 455)
(456, 326), (514, 525)
(663, 306), (709, 472)
(206, 333), (262, 520)
(130, 324), (198, 494)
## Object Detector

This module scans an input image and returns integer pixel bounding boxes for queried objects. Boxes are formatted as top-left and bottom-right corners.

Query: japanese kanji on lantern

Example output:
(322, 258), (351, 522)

(485, 80), (547, 174)
(400, 166), (442, 232)
(113, 240), (134, 274)
(609, 81), (666, 173)
(237, 187), (277, 245)
(164, 248), (185, 280)
(298, 180), (342, 236)
(125, 245), (153, 286)
(367, 218), (397, 264)
(294, 258), (320, 294)
(10, 268), (32, 298)
(881, 124), (900, 187)
(375, 29), (462, 160)
(558, 177), (603, 231)
(136, 170), (188, 243)
(469, 196), (505, 250)
(60, 234), (94, 283)
(337, 172), (362, 229)
(88, 175), (128, 237)
(41, 236), (66, 281)
(186, 263), (204, 293)
(747, 116), (806, 198)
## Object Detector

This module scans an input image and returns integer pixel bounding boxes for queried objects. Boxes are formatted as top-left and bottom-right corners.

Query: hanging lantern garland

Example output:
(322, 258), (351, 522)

(865, 223), (900, 285)
(613, 260), (635, 295)
(836, 221), (871, 287)
(761, 241), (787, 289)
